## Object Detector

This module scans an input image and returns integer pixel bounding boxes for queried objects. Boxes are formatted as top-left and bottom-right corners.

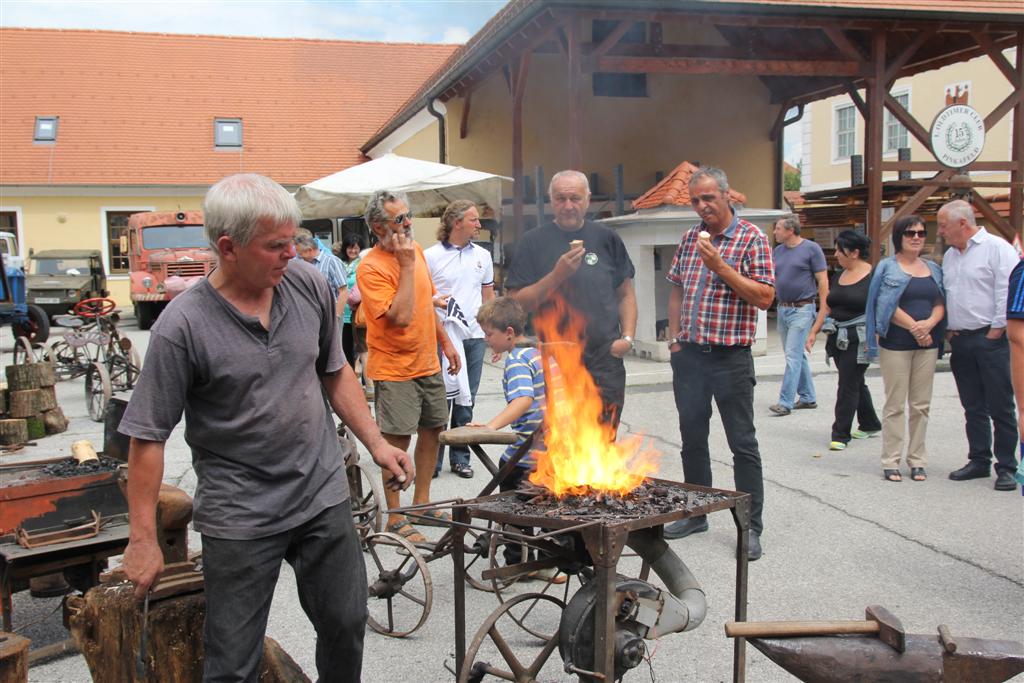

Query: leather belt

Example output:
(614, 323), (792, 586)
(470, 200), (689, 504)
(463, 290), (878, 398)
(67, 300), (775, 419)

(778, 298), (815, 308)
(949, 326), (990, 337)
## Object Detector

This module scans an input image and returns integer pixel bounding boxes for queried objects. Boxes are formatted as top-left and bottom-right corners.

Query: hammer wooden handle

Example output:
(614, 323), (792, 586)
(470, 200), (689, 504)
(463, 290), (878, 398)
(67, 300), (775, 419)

(725, 620), (881, 638)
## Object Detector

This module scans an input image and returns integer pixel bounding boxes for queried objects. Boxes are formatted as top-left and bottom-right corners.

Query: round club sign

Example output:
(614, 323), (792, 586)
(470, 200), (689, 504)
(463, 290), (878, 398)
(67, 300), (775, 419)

(930, 104), (985, 168)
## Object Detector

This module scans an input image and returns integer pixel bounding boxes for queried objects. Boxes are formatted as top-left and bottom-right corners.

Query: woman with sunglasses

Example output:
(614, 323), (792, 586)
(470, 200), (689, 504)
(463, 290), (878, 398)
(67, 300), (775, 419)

(865, 216), (946, 482)
(806, 230), (882, 451)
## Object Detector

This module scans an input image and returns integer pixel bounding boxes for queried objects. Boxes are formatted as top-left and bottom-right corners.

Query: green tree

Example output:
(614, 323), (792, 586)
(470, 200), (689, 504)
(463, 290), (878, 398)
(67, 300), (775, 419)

(784, 162), (801, 192)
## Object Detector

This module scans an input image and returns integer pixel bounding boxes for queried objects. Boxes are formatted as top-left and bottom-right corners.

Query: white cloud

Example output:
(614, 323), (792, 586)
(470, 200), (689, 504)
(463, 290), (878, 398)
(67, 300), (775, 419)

(441, 26), (470, 43)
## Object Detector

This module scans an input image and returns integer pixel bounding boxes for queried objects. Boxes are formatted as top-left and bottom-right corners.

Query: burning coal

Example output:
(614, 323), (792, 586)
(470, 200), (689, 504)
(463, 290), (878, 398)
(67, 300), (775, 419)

(529, 296), (660, 498)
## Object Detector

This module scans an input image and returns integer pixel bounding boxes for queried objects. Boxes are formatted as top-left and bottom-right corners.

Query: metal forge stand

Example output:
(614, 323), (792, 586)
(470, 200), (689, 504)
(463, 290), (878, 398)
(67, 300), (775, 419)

(451, 479), (752, 682)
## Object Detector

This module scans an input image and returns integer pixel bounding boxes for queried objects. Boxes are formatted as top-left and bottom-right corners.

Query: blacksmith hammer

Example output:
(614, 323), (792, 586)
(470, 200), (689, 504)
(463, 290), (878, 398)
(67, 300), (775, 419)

(725, 604), (906, 652)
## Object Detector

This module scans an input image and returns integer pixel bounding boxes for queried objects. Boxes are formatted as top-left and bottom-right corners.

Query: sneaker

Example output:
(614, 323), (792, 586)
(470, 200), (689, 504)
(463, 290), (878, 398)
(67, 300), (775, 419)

(768, 404), (791, 416)
(793, 400), (818, 409)
(526, 567), (568, 584)
(851, 429), (880, 439)
(829, 441), (847, 451)
(452, 463), (474, 479)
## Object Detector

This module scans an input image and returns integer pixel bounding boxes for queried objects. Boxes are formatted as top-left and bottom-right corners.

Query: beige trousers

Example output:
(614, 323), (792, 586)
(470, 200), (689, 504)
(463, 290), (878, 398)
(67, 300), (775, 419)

(879, 347), (938, 469)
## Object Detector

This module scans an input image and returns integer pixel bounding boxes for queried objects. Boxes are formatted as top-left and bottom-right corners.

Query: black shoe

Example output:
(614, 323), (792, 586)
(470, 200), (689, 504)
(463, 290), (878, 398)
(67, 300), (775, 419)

(768, 404), (791, 416)
(432, 469), (440, 479)
(995, 471), (1017, 491)
(747, 531), (763, 562)
(452, 463), (474, 479)
(793, 400), (818, 410)
(948, 462), (990, 481)
(663, 517), (708, 539)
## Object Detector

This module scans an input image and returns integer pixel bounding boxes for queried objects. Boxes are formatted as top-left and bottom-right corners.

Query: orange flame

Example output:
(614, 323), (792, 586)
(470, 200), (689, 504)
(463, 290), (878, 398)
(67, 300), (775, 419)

(528, 296), (660, 497)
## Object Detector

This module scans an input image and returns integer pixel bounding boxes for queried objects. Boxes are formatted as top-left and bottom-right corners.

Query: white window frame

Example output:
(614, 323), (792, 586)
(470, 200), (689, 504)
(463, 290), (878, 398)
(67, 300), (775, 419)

(214, 118), (243, 148)
(100, 206), (155, 279)
(0, 206), (25, 262)
(832, 101), (857, 163)
(883, 88), (911, 155)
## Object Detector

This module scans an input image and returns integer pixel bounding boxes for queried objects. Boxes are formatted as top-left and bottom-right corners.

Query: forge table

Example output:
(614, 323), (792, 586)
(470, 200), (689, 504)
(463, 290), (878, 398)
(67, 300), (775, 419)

(451, 478), (752, 682)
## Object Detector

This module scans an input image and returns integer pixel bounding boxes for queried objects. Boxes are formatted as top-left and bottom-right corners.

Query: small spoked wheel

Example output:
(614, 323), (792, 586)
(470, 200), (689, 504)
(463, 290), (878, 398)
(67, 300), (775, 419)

(462, 520), (499, 593)
(364, 531), (433, 637)
(85, 361), (111, 422)
(105, 352), (140, 393)
(487, 528), (579, 641)
(458, 593), (565, 683)
(44, 339), (85, 381)
(12, 336), (39, 365)
(348, 459), (384, 546)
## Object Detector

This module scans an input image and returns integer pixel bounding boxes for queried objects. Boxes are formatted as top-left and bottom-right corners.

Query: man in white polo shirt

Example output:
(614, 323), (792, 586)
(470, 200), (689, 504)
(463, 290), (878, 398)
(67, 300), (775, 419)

(938, 199), (1020, 491)
(424, 200), (495, 479)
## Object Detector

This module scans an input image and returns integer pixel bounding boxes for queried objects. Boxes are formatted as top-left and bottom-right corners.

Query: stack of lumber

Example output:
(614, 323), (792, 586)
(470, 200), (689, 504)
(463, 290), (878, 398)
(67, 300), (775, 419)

(0, 362), (68, 446)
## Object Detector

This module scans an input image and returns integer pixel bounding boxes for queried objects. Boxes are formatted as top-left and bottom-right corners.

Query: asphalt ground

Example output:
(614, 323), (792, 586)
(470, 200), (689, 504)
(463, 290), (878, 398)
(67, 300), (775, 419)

(10, 317), (1024, 683)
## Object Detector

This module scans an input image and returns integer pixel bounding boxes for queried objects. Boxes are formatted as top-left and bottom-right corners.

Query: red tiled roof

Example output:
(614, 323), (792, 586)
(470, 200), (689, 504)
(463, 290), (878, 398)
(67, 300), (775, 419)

(0, 28), (458, 186)
(632, 161), (747, 210)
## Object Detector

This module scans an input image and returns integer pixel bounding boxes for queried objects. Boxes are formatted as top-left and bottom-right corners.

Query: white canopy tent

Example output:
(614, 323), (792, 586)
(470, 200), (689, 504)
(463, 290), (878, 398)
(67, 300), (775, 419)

(294, 153), (510, 219)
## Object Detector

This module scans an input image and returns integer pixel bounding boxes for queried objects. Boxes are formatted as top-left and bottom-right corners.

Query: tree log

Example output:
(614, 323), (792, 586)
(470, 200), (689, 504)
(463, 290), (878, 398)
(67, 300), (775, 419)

(67, 582), (310, 683)
(7, 391), (41, 419)
(31, 363), (56, 388)
(0, 420), (28, 446)
(24, 415), (46, 441)
(5, 365), (39, 391)
(42, 408), (69, 435)
(37, 386), (58, 411)
(0, 631), (30, 683)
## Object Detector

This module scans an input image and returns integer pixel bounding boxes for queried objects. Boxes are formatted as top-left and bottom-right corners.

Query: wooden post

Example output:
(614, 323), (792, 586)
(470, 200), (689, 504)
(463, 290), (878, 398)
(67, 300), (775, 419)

(511, 54), (530, 245)
(1012, 30), (1024, 240)
(567, 16), (583, 171)
(865, 30), (886, 263)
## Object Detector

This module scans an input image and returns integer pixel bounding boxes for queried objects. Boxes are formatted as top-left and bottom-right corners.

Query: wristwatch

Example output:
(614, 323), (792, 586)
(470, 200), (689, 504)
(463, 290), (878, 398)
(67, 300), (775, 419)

(667, 337), (680, 348)
(621, 335), (634, 348)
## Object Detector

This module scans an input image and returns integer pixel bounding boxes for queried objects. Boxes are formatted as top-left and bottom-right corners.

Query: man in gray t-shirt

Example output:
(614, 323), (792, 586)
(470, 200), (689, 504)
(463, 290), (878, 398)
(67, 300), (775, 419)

(770, 214), (828, 416)
(119, 173), (412, 682)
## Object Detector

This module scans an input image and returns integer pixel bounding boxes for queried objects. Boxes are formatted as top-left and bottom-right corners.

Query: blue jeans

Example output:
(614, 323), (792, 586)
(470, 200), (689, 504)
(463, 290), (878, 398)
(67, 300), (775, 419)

(437, 337), (487, 470)
(777, 303), (817, 409)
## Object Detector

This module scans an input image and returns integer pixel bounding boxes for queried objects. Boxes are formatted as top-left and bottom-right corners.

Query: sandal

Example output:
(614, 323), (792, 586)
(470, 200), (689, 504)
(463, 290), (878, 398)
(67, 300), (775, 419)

(413, 509), (452, 528)
(386, 519), (427, 544)
(910, 467), (927, 481)
(883, 469), (902, 482)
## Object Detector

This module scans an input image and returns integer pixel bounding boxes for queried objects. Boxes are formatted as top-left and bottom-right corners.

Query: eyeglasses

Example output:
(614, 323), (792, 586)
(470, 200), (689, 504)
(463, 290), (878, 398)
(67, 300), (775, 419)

(386, 212), (412, 225)
(904, 229), (927, 238)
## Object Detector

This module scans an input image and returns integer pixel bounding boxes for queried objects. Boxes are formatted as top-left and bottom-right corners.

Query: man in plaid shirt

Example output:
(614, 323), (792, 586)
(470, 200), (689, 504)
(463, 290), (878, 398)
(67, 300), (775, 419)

(664, 167), (775, 562)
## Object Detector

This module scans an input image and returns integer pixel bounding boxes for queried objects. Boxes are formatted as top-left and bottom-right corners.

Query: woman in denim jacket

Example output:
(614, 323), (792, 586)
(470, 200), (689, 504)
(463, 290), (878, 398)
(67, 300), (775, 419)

(865, 215), (945, 483)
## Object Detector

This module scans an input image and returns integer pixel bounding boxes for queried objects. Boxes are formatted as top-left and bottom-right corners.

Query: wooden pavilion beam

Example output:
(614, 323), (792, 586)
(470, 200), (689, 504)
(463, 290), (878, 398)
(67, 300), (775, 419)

(843, 80), (868, 118)
(883, 27), (937, 84)
(971, 192), (1015, 242)
(883, 93), (931, 149)
(567, 16), (582, 171)
(881, 170), (955, 242)
(459, 93), (472, 139)
(984, 88), (1024, 131)
(511, 54), (530, 244)
(971, 30), (1020, 87)
(589, 20), (633, 61)
(1011, 30), (1024, 238)
(865, 29), (886, 263)
(592, 56), (866, 76)
(823, 27), (867, 62)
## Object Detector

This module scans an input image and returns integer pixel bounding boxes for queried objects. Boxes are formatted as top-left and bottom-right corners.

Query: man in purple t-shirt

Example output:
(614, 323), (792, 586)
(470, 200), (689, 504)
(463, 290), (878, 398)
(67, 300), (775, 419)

(769, 214), (828, 416)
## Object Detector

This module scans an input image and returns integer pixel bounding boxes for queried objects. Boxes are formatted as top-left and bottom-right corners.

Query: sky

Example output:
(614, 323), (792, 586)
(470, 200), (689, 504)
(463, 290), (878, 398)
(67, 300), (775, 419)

(1, 0), (802, 164)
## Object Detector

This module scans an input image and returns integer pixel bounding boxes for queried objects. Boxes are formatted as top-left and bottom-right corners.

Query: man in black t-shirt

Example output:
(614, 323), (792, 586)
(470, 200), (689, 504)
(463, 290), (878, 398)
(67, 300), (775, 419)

(505, 170), (637, 428)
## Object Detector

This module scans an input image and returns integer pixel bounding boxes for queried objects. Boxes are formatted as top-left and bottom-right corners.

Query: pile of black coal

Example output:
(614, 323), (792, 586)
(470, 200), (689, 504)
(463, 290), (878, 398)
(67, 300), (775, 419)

(495, 480), (730, 520)
(43, 456), (122, 478)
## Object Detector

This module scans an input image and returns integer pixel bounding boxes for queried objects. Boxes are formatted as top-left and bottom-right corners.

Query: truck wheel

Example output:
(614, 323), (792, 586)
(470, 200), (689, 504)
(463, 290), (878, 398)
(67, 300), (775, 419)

(136, 302), (156, 331)
(13, 304), (51, 344)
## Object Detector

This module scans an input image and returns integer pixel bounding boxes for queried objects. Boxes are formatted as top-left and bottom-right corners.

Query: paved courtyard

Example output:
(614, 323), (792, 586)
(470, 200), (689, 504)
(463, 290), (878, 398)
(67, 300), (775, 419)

(11, 317), (1024, 682)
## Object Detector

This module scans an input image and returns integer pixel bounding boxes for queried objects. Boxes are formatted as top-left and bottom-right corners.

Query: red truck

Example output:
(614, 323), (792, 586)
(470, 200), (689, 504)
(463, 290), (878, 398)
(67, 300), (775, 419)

(127, 211), (215, 329)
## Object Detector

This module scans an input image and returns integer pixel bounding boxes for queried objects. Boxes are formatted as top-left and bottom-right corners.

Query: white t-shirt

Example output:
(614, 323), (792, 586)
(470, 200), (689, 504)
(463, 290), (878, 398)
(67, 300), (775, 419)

(424, 240), (494, 338)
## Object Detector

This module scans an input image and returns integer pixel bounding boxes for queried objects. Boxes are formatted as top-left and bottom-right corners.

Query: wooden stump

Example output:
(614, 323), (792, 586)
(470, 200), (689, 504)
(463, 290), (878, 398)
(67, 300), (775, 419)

(0, 632), (30, 683)
(5, 366), (39, 392)
(0, 420), (28, 446)
(42, 408), (69, 435)
(32, 364), (56, 388)
(36, 386), (57, 412)
(24, 415), (45, 441)
(7, 391), (41, 419)
(67, 582), (310, 683)
(0, 390), (6, 415)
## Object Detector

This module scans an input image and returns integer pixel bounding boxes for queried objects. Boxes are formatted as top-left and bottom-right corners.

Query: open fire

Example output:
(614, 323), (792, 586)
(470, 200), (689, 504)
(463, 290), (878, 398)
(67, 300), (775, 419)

(528, 297), (660, 498)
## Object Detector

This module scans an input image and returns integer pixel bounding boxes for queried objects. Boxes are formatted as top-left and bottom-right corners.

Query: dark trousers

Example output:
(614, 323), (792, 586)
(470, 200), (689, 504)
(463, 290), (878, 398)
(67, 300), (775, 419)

(827, 333), (881, 443)
(585, 345), (626, 431)
(440, 338), (488, 469)
(671, 343), (764, 534)
(201, 501), (367, 683)
(342, 322), (356, 370)
(949, 333), (1019, 474)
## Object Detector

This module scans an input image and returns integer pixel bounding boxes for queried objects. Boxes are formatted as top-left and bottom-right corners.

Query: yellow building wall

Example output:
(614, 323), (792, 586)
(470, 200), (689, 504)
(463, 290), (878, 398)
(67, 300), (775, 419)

(803, 52), (1016, 192)
(1, 193), (204, 306)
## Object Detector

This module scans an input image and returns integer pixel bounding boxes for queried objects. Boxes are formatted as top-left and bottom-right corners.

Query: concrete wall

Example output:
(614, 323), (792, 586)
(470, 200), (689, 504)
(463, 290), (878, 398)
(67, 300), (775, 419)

(801, 51), (1017, 193)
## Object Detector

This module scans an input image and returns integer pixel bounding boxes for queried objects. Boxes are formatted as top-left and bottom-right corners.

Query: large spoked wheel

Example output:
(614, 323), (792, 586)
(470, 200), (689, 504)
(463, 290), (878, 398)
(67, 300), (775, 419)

(73, 297), (118, 319)
(348, 459), (384, 546)
(487, 528), (580, 641)
(44, 339), (86, 381)
(85, 361), (112, 422)
(12, 304), (50, 344)
(11, 336), (40, 366)
(364, 531), (433, 637)
(105, 351), (140, 393)
(457, 593), (565, 683)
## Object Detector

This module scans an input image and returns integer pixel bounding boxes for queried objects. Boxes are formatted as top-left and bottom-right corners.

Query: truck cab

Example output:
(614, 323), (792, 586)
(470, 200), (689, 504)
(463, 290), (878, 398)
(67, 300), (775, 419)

(127, 211), (214, 329)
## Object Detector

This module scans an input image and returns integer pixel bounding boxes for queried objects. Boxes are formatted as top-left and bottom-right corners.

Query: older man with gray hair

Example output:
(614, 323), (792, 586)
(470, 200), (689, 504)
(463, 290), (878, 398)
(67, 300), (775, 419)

(938, 198), (1020, 491)
(119, 173), (413, 682)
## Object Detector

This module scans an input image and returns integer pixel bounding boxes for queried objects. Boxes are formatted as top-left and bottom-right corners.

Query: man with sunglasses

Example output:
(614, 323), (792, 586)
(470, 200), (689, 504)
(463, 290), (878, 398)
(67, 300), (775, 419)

(356, 190), (462, 542)
(938, 199), (1020, 491)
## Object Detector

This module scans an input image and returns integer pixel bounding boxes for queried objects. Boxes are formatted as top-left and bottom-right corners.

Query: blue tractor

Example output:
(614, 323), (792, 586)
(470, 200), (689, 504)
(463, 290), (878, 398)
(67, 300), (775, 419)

(0, 232), (51, 345)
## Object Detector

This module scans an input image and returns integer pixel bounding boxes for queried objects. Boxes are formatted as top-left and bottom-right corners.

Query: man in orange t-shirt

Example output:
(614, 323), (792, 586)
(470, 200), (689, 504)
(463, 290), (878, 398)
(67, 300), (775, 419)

(357, 190), (461, 541)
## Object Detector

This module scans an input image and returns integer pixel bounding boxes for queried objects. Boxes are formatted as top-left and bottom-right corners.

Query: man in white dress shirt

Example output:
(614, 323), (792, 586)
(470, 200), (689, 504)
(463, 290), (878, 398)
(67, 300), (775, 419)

(938, 199), (1019, 491)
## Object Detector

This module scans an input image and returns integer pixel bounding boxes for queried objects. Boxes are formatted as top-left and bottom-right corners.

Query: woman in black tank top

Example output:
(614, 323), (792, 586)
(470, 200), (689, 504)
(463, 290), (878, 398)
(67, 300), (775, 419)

(807, 230), (881, 451)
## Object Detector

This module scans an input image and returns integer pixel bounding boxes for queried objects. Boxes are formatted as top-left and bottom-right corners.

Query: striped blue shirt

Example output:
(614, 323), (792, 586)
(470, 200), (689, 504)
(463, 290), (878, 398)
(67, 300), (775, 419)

(1009, 259), (1024, 320)
(311, 248), (349, 305)
(501, 346), (545, 468)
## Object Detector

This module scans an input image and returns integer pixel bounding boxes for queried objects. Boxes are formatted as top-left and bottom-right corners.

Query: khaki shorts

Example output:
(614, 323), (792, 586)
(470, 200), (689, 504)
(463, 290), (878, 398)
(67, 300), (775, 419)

(375, 372), (448, 436)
